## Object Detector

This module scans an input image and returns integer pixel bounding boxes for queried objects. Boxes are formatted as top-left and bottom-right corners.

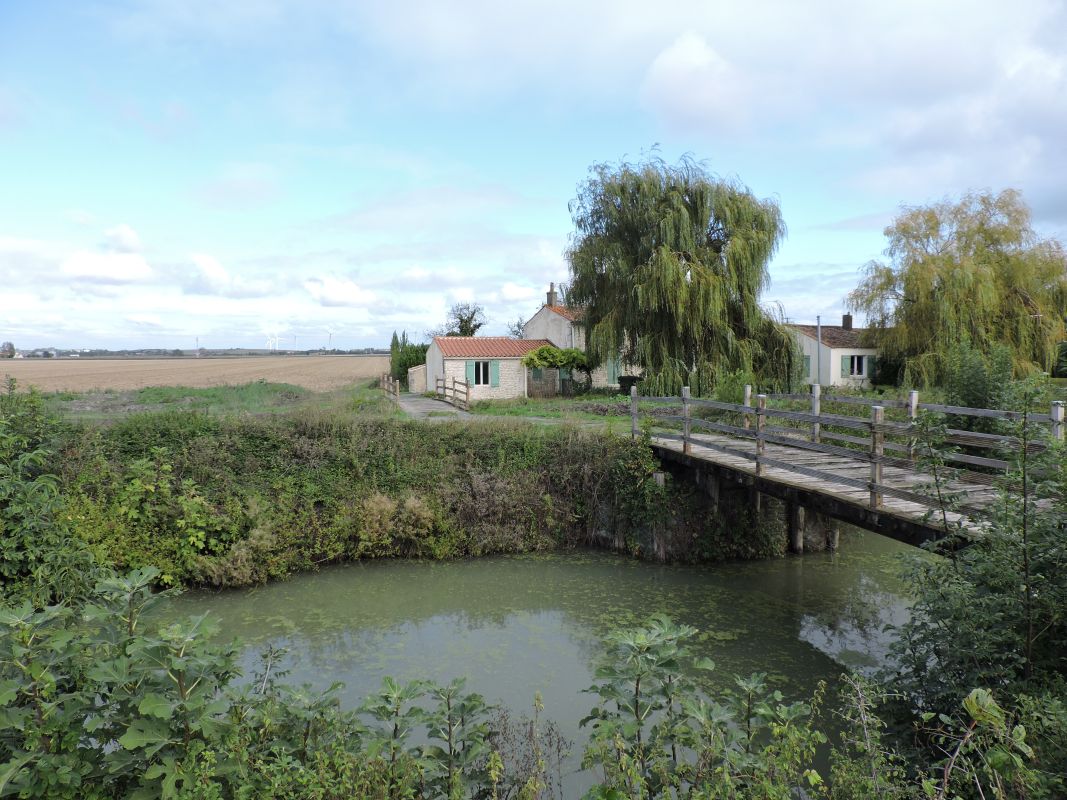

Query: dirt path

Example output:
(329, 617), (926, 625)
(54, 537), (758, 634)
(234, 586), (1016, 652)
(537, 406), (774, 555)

(397, 393), (472, 421)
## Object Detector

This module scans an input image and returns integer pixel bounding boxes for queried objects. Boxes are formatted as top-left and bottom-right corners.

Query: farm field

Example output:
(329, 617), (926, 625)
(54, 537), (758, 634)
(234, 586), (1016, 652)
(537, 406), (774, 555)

(1, 355), (388, 393)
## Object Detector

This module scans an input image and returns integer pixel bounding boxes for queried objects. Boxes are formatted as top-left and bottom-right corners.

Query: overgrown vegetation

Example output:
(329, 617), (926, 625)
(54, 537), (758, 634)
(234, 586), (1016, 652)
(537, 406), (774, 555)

(848, 189), (1067, 385)
(4, 367), (1066, 797)
(3, 383), (776, 591)
(390, 331), (429, 389)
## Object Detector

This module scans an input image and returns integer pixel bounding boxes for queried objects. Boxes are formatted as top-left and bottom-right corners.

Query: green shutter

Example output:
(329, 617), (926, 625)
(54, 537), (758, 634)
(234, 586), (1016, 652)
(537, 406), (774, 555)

(532, 367), (543, 380)
(607, 357), (619, 384)
(465, 360), (475, 383)
(803, 355), (811, 378)
(489, 360), (500, 387)
(841, 355), (850, 377)
(866, 356), (877, 380)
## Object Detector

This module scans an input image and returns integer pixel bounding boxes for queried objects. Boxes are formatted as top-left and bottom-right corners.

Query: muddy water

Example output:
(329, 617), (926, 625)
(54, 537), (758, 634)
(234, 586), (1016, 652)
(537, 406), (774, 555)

(168, 528), (921, 791)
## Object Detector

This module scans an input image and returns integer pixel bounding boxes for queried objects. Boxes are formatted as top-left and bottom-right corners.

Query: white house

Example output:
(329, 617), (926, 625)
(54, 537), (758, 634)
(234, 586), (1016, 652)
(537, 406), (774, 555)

(789, 314), (879, 387)
(425, 336), (553, 401)
(521, 284), (627, 389)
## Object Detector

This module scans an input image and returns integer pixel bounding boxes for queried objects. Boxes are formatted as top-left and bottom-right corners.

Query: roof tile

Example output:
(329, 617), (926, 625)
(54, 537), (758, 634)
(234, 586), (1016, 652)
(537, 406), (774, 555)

(788, 324), (873, 349)
(433, 337), (554, 358)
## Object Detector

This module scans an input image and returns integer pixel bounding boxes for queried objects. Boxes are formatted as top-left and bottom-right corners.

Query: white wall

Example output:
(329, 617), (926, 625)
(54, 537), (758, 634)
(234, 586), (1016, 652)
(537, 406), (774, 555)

(407, 363), (427, 393)
(443, 358), (527, 401)
(426, 340), (446, 391)
(791, 330), (879, 387)
(522, 306), (575, 348)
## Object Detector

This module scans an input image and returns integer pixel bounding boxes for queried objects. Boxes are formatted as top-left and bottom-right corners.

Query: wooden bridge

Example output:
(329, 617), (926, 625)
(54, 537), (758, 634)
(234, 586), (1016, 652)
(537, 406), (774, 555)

(630, 385), (1065, 549)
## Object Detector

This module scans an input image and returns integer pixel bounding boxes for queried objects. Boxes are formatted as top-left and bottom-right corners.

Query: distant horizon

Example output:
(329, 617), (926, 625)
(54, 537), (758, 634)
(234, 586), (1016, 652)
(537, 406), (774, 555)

(3, 1), (1064, 350)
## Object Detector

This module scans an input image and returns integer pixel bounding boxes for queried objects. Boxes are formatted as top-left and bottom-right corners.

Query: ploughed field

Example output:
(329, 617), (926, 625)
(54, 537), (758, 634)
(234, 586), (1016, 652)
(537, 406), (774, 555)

(1, 355), (389, 392)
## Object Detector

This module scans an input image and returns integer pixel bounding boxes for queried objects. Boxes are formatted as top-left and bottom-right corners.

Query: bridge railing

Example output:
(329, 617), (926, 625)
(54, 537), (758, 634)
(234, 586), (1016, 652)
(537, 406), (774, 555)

(629, 384), (1065, 516)
(435, 377), (470, 410)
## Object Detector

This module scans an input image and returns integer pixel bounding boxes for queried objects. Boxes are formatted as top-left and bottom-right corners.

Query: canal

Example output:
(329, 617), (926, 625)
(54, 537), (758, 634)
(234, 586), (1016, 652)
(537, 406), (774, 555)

(168, 527), (922, 792)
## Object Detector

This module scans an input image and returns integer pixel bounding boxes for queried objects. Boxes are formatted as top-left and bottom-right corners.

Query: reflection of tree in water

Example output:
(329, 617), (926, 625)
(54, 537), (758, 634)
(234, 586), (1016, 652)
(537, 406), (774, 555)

(164, 535), (920, 705)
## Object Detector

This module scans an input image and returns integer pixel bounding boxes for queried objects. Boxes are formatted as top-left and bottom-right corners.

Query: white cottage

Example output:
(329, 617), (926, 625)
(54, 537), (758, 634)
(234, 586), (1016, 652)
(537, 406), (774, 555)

(425, 336), (553, 401)
(521, 285), (627, 389)
(788, 315), (880, 387)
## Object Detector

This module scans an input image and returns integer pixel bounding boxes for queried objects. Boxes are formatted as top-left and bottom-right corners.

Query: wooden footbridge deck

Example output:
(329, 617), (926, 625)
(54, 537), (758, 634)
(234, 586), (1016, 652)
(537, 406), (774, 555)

(630, 386), (1064, 547)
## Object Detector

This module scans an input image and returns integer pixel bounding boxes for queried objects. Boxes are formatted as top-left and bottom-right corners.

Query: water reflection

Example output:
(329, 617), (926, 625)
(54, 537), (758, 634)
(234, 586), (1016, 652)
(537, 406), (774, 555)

(164, 528), (923, 791)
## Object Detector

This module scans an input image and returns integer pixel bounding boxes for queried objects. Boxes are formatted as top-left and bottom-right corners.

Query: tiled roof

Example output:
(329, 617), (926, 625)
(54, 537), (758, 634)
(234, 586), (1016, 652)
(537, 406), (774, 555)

(544, 305), (582, 321)
(788, 324), (874, 349)
(433, 337), (554, 358)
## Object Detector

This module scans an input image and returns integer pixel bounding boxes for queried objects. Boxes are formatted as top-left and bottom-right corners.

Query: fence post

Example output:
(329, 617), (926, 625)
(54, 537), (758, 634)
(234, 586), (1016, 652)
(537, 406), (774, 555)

(630, 385), (639, 440)
(743, 384), (752, 430)
(811, 383), (821, 443)
(1051, 401), (1065, 442)
(755, 394), (767, 476)
(682, 386), (691, 454)
(870, 405), (884, 509)
(907, 390), (919, 460)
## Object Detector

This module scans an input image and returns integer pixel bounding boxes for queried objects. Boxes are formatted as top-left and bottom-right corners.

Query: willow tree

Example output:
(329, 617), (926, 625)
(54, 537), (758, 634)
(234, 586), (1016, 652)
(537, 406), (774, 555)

(566, 157), (800, 394)
(848, 190), (1067, 385)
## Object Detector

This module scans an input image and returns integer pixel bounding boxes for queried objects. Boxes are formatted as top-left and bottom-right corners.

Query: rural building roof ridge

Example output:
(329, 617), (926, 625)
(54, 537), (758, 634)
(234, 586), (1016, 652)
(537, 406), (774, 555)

(433, 336), (554, 358)
(787, 324), (873, 349)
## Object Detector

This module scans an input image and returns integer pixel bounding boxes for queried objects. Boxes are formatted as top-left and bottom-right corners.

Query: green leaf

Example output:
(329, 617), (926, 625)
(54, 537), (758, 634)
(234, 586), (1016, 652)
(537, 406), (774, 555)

(138, 693), (176, 720)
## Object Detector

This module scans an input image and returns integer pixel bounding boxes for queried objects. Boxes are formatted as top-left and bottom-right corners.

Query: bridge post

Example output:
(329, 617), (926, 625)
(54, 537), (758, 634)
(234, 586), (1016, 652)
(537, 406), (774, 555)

(681, 386), (692, 454)
(1052, 401), (1065, 442)
(810, 384), (821, 443)
(743, 384), (752, 429)
(787, 502), (804, 554)
(907, 390), (919, 460)
(755, 394), (767, 476)
(630, 385), (639, 440)
(870, 405), (884, 509)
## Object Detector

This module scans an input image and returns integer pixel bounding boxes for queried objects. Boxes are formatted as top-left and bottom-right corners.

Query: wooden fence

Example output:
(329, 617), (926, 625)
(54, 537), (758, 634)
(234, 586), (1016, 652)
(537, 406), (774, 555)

(378, 373), (400, 400)
(631, 384), (1065, 516)
(435, 377), (470, 410)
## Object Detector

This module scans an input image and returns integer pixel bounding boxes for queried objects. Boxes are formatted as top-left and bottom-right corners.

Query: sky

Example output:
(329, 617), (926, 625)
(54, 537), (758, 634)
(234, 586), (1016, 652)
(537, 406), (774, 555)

(2, 0), (1066, 350)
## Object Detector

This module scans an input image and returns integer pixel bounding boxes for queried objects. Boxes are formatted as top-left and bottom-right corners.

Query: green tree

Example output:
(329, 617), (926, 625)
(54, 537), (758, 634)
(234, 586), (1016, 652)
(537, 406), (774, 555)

(0, 342), (13, 358)
(430, 303), (488, 338)
(566, 156), (800, 395)
(848, 189), (1067, 386)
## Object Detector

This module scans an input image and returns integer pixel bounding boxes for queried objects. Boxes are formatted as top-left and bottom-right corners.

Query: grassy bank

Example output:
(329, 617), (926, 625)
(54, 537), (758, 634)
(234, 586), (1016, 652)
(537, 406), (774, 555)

(7, 384), (779, 588)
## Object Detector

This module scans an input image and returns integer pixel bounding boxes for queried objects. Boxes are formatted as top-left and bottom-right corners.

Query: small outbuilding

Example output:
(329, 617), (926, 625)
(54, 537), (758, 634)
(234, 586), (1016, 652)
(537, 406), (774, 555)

(425, 336), (553, 401)
(788, 314), (879, 387)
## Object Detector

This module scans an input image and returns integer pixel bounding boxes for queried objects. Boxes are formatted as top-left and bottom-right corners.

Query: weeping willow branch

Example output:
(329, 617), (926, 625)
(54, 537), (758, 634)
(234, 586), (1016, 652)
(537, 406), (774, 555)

(566, 155), (801, 395)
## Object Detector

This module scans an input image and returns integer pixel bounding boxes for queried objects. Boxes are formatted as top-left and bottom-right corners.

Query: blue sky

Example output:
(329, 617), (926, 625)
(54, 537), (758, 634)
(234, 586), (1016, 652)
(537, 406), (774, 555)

(2, 0), (1065, 350)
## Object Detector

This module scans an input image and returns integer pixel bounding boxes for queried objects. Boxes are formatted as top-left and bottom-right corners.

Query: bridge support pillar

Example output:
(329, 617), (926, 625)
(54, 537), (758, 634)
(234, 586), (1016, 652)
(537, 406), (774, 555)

(705, 472), (720, 510)
(787, 503), (804, 554)
(826, 523), (840, 552)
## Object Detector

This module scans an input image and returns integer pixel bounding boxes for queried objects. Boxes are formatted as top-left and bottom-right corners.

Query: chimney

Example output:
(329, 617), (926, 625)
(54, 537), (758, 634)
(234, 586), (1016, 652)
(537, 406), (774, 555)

(546, 282), (558, 307)
(842, 313), (853, 331)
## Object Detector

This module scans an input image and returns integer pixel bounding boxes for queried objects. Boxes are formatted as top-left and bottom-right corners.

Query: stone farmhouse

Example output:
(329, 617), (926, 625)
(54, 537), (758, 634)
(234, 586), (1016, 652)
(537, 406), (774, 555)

(788, 314), (879, 387)
(521, 284), (627, 391)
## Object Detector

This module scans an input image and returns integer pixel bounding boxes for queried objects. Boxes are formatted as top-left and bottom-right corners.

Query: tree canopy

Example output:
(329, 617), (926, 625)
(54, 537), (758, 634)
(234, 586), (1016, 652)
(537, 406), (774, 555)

(429, 303), (488, 338)
(848, 189), (1067, 385)
(566, 156), (800, 394)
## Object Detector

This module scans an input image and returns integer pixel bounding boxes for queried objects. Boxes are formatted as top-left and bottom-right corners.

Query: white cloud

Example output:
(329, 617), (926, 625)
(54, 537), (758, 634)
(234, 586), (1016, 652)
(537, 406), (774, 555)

(500, 281), (539, 301)
(190, 253), (231, 288)
(61, 251), (153, 283)
(640, 33), (747, 130)
(104, 223), (142, 253)
(303, 276), (378, 307)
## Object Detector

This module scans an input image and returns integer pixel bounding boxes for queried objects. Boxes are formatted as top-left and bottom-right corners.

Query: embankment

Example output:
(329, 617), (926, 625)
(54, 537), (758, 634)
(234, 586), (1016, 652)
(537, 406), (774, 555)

(53, 410), (787, 588)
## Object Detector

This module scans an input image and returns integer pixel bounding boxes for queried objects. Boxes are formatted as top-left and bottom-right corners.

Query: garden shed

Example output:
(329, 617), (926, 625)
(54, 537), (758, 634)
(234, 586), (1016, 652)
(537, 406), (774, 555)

(425, 336), (552, 401)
